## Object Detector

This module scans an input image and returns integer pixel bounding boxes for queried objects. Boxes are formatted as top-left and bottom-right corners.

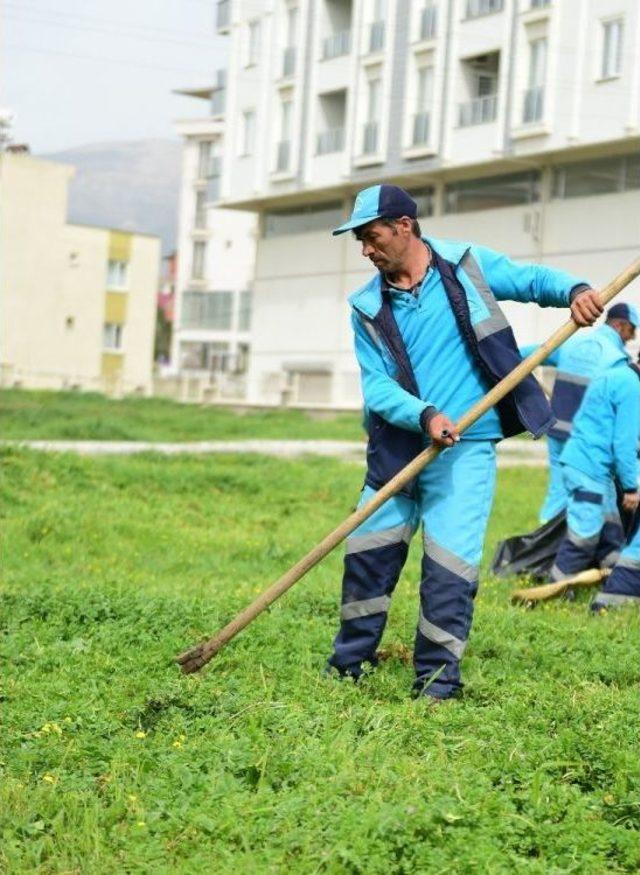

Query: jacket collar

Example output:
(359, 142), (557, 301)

(348, 236), (471, 319)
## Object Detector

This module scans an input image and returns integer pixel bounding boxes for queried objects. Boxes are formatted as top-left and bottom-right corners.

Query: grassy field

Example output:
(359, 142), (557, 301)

(0, 389), (364, 442)
(1, 445), (638, 873)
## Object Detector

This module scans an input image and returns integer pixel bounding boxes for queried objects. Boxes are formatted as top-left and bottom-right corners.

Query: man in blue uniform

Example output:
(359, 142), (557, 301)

(551, 362), (640, 583)
(326, 184), (602, 702)
(522, 303), (637, 523)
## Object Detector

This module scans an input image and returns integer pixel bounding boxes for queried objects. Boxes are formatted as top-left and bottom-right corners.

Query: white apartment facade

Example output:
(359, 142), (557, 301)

(213, 0), (640, 407)
(171, 78), (257, 398)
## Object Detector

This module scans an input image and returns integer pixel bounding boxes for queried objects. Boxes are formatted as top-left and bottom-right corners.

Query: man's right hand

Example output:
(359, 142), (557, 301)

(622, 491), (640, 513)
(428, 413), (460, 448)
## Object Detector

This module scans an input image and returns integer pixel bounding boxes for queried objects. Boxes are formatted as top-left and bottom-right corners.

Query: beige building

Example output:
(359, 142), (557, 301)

(0, 151), (160, 395)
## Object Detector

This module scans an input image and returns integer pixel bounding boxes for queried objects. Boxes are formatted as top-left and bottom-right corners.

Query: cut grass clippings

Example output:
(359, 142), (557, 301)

(1, 448), (639, 872)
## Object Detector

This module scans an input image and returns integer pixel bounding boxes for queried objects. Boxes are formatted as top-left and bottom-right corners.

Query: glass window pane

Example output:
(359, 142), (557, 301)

(263, 201), (344, 237)
(444, 172), (540, 213)
(408, 186), (435, 218)
(552, 157), (623, 198)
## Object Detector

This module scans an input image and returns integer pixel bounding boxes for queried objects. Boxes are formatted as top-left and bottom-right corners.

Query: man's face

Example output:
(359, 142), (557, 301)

(355, 219), (411, 273)
(621, 321), (636, 344)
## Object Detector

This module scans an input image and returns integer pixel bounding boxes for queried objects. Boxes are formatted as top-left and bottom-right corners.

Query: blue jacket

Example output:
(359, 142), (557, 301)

(350, 236), (588, 491)
(521, 324), (629, 441)
(561, 365), (640, 490)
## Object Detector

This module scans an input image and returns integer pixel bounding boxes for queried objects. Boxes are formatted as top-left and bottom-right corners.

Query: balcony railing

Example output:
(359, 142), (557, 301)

(412, 112), (430, 146)
(216, 0), (230, 31)
(465, 0), (503, 19)
(420, 5), (437, 40)
(362, 121), (379, 155)
(322, 29), (351, 59)
(458, 93), (498, 126)
(369, 20), (385, 52)
(316, 127), (345, 155)
(282, 46), (296, 77)
(276, 140), (291, 172)
(523, 86), (544, 123)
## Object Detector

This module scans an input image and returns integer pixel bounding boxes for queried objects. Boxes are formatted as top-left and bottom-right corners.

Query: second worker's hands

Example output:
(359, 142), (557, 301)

(622, 491), (640, 513)
(428, 412), (460, 448)
(570, 289), (603, 326)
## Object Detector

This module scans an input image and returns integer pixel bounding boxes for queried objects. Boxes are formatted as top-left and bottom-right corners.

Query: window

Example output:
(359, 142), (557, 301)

(180, 340), (230, 371)
(263, 202), (344, 237)
(181, 291), (233, 330)
(444, 172), (540, 213)
(106, 259), (128, 289)
(367, 78), (381, 123)
(601, 18), (623, 79)
(194, 190), (207, 229)
(553, 155), (640, 199)
(524, 38), (546, 123)
(466, 0), (503, 18)
(277, 98), (293, 170)
(408, 186), (435, 218)
(247, 19), (261, 66)
(197, 141), (212, 179)
(240, 109), (256, 156)
(192, 241), (206, 280)
(413, 65), (433, 145)
(238, 290), (252, 331)
(420, 3), (437, 40)
(103, 322), (123, 350)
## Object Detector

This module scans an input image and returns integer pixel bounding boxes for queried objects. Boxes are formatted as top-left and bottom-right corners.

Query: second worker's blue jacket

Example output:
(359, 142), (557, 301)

(350, 236), (589, 492)
(560, 364), (640, 490)
(521, 324), (629, 442)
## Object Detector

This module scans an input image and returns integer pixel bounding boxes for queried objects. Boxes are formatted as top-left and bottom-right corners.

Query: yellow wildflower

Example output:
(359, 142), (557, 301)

(42, 774), (57, 784)
(172, 740), (183, 749)
(134, 730), (147, 739)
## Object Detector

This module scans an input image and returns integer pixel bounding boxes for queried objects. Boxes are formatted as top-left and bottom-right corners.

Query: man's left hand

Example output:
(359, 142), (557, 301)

(571, 289), (603, 326)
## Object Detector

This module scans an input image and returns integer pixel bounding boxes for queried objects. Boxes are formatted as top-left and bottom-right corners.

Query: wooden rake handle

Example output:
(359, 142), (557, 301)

(511, 568), (610, 605)
(176, 256), (640, 674)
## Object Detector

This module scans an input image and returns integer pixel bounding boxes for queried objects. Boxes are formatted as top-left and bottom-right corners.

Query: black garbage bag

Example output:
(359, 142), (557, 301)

(490, 512), (566, 579)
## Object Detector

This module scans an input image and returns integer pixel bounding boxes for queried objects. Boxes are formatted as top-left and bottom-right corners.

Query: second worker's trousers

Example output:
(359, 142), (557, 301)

(328, 440), (497, 699)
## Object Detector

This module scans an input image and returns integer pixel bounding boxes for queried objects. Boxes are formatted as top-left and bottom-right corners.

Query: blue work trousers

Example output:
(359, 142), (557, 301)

(551, 465), (623, 581)
(592, 518), (640, 610)
(328, 440), (497, 699)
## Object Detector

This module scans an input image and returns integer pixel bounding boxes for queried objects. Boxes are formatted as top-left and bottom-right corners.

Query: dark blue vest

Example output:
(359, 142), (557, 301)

(361, 247), (555, 494)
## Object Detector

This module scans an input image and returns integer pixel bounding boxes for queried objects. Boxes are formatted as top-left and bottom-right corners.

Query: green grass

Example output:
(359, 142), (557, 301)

(0, 389), (363, 442)
(1, 449), (639, 873)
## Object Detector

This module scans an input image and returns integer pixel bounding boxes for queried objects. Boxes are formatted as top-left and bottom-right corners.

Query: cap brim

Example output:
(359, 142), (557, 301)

(331, 213), (381, 236)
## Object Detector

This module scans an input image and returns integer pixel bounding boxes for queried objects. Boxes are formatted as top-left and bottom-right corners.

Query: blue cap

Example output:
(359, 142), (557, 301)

(607, 302), (639, 328)
(332, 184), (418, 236)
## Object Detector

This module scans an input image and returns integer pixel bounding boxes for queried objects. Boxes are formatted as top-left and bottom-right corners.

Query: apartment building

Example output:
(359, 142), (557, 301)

(0, 151), (160, 395)
(213, 0), (640, 407)
(171, 81), (257, 398)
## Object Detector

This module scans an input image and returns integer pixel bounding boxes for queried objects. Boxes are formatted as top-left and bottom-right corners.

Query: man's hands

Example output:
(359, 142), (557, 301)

(622, 491), (640, 514)
(570, 289), (603, 326)
(427, 412), (460, 448)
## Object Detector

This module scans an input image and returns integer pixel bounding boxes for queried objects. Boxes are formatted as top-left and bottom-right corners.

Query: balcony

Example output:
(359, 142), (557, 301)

(530, 0), (550, 7)
(276, 140), (291, 172)
(322, 29), (351, 59)
(282, 46), (296, 78)
(210, 69), (226, 116)
(216, 0), (231, 33)
(420, 5), (437, 41)
(316, 127), (345, 155)
(362, 120), (378, 155)
(523, 86), (544, 123)
(458, 93), (498, 126)
(412, 112), (430, 146)
(465, 0), (503, 19)
(368, 20), (385, 53)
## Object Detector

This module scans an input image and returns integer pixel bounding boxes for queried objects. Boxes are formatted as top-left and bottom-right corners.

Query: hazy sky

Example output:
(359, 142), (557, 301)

(1, 0), (228, 153)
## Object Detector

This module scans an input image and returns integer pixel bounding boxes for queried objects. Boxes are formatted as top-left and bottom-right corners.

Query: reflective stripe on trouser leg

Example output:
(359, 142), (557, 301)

(328, 485), (418, 675)
(413, 441), (496, 698)
(592, 527), (640, 609)
(551, 466), (606, 580)
(539, 435), (568, 524)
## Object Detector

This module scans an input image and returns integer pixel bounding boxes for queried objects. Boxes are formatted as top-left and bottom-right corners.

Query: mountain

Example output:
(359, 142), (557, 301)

(43, 139), (182, 255)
